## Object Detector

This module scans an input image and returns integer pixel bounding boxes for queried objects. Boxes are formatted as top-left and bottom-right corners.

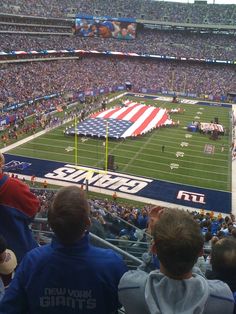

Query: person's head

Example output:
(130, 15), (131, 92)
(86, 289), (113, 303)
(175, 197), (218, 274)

(152, 209), (203, 277)
(231, 228), (236, 239)
(0, 235), (17, 275)
(121, 28), (128, 37)
(48, 186), (90, 245)
(211, 235), (219, 246)
(205, 231), (212, 242)
(211, 237), (236, 279)
(217, 230), (225, 239)
(147, 206), (165, 235)
(225, 216), (230, 224)
(0, 152), (5, 172)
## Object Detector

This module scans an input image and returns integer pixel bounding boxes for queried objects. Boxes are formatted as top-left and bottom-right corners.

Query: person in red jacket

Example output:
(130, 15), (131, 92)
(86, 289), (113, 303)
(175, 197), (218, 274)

(0, 153), (40, 262)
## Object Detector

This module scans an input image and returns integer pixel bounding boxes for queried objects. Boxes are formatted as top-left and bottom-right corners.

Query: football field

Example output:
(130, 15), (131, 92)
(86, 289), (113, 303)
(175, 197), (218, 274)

(7, 95), (232, 192)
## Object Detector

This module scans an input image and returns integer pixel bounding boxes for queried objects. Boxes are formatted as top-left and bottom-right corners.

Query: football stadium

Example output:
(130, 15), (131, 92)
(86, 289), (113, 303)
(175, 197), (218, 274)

(1, 0), (236, 312)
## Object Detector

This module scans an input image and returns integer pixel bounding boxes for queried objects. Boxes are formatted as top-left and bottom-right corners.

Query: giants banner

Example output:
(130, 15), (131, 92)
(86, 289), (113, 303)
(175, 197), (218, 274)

(4, 154), (231, 213)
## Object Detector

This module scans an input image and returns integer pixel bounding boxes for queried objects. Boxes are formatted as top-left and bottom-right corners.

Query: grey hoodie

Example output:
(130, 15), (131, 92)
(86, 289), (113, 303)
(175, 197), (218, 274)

(118, 270), (234, 314)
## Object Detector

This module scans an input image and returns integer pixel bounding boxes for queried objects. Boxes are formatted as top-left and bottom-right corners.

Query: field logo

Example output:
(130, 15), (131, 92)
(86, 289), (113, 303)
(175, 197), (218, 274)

(177, 190), (206, 204)
(170, 163), (179, 170)
(176, 152), (184, 158)
(45, 165), (152, 194)
(204, 144), (215, 155)
(4, 160), (31, 171)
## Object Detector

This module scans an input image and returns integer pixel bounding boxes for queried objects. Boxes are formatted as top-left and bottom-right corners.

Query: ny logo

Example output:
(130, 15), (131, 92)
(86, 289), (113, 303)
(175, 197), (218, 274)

(177, 190), (206, 204)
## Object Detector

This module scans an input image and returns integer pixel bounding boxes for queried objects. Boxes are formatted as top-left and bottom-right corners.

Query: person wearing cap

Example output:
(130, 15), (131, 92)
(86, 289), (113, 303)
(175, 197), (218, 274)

(0, 152), (40, 262)
(0, 235), (17, 301)
(0, 186), (127, 314)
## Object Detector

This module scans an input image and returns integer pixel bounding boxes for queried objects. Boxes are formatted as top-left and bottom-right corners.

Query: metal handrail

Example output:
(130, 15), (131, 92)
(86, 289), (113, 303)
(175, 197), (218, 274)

(106, 238), (148, 246)
(33, 218), (143, 266)
(31, 187), (152, 239)
(98, 206), (152, 239)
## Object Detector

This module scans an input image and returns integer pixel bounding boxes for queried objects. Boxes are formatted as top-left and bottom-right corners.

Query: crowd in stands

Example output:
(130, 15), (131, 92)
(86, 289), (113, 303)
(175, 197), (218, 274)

(1, 0), (236, 25)
(1, 151), (236, 312)
(0, 29), (235, 61)
(0, 95), (107, 147)
(1, 1), (236, 311)
(32, 188), (151, 242)
(17, 186), (236, 296)
(0, 96), (71, 146)
(0, 57), (235, 106)
(0, 24), (70, 33)
(28, 187), (236, 251)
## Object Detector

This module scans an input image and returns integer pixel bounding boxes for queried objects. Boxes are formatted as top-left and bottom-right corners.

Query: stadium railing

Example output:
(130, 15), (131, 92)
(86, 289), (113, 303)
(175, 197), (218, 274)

(100, 205), (152, 240)
(32, 217), (143, 270)
(105, 238), (148, 261)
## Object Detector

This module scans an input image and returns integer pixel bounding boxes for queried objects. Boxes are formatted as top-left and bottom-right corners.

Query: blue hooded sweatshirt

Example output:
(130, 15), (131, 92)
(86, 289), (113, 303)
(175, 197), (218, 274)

(0, 233), (127, 314)
(119, 269), (234, 314)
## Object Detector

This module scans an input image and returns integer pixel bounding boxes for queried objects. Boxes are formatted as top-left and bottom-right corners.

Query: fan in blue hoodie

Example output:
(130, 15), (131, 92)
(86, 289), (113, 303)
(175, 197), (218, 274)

(0, 186), (127, 314)
(119, 208), (234, 314)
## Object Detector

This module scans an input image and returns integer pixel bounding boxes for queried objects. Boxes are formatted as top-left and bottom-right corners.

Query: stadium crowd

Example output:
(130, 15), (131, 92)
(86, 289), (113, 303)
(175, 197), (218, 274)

(1, 149), (236, 312)
(0, 174), (236, 314)
(0, 29), (235, 61)
(32, 187), (236, 244)
(1, 1), (236, 311)
(1, 0), (236, 25)
(0, 24), (70, 33)
(0, 57), (235, 106)
(0, 94), (109, 148)
(30, 188), (236, 243)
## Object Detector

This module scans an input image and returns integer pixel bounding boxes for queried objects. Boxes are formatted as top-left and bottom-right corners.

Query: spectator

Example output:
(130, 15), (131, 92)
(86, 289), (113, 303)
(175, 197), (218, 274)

(42, 180), (48, 189)
(0, 0), (235, 25)
(137, 209), (148, 229)
(146, 206), (164, 235)
(112, 191), (117, 202)
(0, 186), (127, 313)
(0, 152), (40, 262)
(30, 175), (36, 186)
(118, 208), (234, 314)
(139, 206), (164, 272)
(0, 58), (235, 108)
(231, 228), (236, 239)
(206, 237), (236, 293)
(0, 235), (17, 292)
(204, 231), (213, 254)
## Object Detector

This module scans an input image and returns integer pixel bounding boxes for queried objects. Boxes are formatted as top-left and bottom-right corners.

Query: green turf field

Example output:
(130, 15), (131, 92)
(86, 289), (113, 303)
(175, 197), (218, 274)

(7, 95), (231, 192)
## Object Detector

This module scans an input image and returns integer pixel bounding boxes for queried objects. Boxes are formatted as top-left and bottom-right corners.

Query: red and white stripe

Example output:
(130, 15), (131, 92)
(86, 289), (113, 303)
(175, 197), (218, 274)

(90, 102), (170, 138)
(122, 107), (169, 137)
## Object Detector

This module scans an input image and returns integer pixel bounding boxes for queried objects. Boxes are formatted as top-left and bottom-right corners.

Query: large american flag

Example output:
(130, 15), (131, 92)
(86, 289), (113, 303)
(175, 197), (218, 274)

(66, 101), (172, 139)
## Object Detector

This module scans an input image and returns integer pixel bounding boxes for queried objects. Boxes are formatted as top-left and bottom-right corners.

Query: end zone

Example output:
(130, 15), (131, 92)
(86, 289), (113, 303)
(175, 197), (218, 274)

(4, 154), (232, 214)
